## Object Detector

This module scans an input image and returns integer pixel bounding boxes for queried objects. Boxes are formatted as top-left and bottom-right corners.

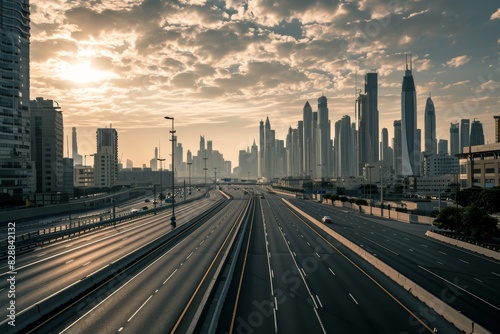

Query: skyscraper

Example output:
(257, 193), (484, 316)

(401, 55), (418, 176)
(94, 128), (118, 187)
(470, 119), (485, 146)
(450, 122), (459, 156)
(72, 127), (83, 165)
(438, 139), (448, 155)
(393, 120), (402, 176)
(424, 95), (436, 155)
(302, 102), (313, 176)
(460, 119), (470, 153)
(317, 95), (331, 178)
(335, 115), (355, 177)
(0, 0), (35, 201)
(365, 71), (379, 163)
(380, 128), (389, 163)
(30, 98), (64, 193)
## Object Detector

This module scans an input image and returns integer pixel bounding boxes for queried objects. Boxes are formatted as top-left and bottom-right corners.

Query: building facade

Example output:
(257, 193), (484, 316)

(30, 97), (64, 193)
(401, 56), (418, 176)
(458, 143), (500, 188)
(0, 0), (35, 202)
(94, 128), (118, 187)
(424, 95), (436, 155)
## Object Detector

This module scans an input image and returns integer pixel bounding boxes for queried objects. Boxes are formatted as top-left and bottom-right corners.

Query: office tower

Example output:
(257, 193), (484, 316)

(357, 92), (368, 175)
(393, 120), (402, 176)
(416, 128), (421, 176)
(424, 95), (437, 155)
(0, 0), (35, 200)
(401, 55), (418, 175)
(94, 128), (118, 187)
(259, 120), (264, 177)
(495, 116), (500, 143)
(150, 147), (158, 171)
(335, 115), (355, 177)
(72, 127), (83, 165)
(260, 116), (276, 180)
(438, 139), (448, 155)
(460, 119), (470, 153)
(365, 71), (379, 163)
(238, 140), (258, 179)
(470, 119), (485, 146)
(450, 122), (459, 156)
(317, 95), (331, 178)
(302, 102), (313, 176)
(381, 128), (389, 163)
(30, 98), (64, 193)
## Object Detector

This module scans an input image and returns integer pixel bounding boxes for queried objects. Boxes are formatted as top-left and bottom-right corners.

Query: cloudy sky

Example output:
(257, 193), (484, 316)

(30, 0), (500, 170)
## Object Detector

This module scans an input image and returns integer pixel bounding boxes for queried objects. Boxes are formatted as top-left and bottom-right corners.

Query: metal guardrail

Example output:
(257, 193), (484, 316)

(0, 193), (206, 257)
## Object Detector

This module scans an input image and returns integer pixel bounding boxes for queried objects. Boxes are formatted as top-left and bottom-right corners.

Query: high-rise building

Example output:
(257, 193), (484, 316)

(72, 127), (83, 165)
(357, 92), (368, 175)
(317, 95), (331, 178)
(335, 115), (356, 177)
(438, 139), (448, 155)
(302, 102), (313, 176)
(424, 95), (436, 155)
(393, 120), (402, 176)
(470, 119), (485, 146)
(0, 0), (35, 202)
(30, 97), (64, 193)
(450, 122), (459, 156)
(460, 119), (470, 153)
(495, 116), (500, 143)
(365, 71), (379, 163)
(380, 128), (389, 163)
(401, 55), (418, 175)
(94, 128), (118, 187)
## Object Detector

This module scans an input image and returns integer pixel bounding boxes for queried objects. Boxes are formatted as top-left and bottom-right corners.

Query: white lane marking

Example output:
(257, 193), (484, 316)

(37, 253), (46, 257)
(362, 237), (399, 256)
(118, 327), (123, 332)
(313, 307), (327, 334)
(418, 265), (500, 312)
(438, 251), (447, 255)
(315, 253), (321, 258)
(307, 242), (311, 246)
(492, 272), (500, 277)
(349, 293), (359, 305)
(127, 295), (153, 322)
(316, 295), (323, 308)
(459, 259), (469, 264)
(65, 259), (74, 264)
(163, 269), (178, 285)
(474, 278), (483, 283)
(329, 268), (336, 276)
(421, 244), (428, 248)
(82, 261), (91, 267)
(186, 252), (193, 260)
(437, 261), (443, 265)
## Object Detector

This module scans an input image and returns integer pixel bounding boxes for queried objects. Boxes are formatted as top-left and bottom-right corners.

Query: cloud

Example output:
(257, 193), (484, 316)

(442, 80), (470, 90)
(490, 8), (500, 20)
(443, 55), (471, 68)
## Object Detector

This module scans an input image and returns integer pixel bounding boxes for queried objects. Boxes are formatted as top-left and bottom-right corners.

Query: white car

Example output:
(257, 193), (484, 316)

(322, 216), (332, 223)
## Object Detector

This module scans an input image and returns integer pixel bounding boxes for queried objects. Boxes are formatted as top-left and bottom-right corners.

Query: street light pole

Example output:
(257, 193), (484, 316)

(366, 164), (374, 215)
(157, 158), (165, 207)
(214, 167), (218, 188)
(165, 116), (176, 228)
(203, 154), (208, 188)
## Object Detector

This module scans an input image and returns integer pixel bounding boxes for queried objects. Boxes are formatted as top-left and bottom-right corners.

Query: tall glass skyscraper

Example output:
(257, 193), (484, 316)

(470, 119), (485, 147)
(401, 55), (418, 176)
(424, 95), (436, 155)
(460, 119), (470, 153)
(0, 0), (35, 201)
(450, 122), (459, 156)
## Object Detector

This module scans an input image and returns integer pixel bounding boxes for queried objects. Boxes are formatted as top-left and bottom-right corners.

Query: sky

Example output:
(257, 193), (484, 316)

(29, 0), (500, 171)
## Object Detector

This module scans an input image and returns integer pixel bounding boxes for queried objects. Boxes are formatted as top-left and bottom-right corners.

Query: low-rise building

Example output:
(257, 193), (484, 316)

(457, 143), (500, 188)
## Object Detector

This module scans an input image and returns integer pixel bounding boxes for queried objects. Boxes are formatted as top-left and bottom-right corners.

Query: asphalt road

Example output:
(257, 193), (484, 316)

(0, 191), (222, 319)
(219, 191), (460, 333)
(288, 196), (499, 333)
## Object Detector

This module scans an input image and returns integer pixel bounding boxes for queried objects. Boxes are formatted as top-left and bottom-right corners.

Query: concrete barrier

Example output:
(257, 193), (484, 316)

(283, 198), (491, 334)
(426, 230), (500, 261)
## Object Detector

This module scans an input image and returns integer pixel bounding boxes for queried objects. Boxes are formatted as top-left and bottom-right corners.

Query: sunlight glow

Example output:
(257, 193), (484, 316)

(57, 61), (117, 84)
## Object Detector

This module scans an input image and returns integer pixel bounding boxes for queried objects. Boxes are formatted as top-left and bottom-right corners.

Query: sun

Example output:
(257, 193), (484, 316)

(58, 61), (117, 84)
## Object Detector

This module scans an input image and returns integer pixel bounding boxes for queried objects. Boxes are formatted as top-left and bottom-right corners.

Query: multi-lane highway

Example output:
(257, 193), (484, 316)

(0, 190), (224, 331)
(218, 191), (460, 334)
(288, 195), (499, 333)
(2, 186), (497, 333)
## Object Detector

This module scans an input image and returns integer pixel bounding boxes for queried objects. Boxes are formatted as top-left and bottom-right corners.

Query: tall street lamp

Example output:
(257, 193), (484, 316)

(165, 116), (176, 228)
(157, 158), (165, 207)
(366, 164), (374, 215)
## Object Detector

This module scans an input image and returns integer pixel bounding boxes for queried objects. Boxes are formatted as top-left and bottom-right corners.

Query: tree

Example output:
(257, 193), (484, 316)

(433, 206), (463, 231)
(461, 204), (498, 241)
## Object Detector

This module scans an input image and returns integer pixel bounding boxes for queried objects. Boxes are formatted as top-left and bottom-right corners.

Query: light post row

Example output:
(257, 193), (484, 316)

(165, 116), (176, 228)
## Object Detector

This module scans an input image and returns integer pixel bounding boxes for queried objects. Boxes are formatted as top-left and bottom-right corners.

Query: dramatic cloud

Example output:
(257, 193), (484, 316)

(28, 0), (500, 166)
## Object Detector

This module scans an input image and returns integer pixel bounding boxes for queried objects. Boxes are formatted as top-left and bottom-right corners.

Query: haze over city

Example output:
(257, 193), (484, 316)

(29, 0), (500, 166)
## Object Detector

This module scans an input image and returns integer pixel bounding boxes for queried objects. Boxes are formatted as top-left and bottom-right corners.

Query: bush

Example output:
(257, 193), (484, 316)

(355, 199), (368, 206)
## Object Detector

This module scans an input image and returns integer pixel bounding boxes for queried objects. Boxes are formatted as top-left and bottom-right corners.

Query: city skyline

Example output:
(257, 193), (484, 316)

(29, 1), (500, 166)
